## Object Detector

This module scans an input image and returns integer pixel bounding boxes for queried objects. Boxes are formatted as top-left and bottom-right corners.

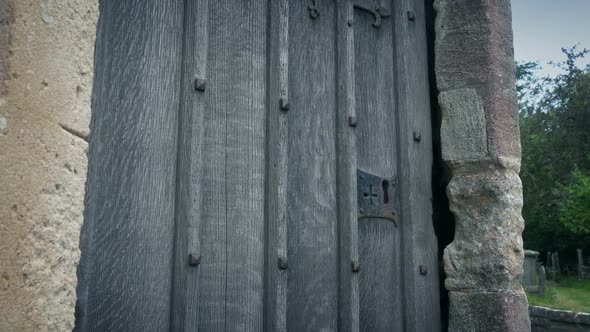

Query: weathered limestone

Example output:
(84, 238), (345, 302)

(434, 0), (530, 330)
(439, 88), (487, 162)
(0, 1), (98, 331)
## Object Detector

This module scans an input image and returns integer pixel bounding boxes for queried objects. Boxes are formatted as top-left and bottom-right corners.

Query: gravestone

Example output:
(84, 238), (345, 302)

(551, 252), (560, 281)
(576, 249), (586, 280)
(538, 265), (546, 297)
(522, 250), (540, 292)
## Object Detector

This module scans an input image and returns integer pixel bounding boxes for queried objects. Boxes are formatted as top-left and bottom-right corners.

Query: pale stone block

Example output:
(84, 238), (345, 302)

(439, 88), (488, 163)
(0, 1), (98, 331)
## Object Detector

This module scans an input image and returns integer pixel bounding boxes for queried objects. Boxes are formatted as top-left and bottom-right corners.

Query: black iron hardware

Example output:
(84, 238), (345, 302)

(307, 0), (319, 19)
(413, 131), (422, 142)
(357, 169), (399, 225)
(278, 256), (289, 270)
(352, 0), (392, 28)
(194, 78), (207, 92)
(188, 254), (201, 266)
(419, 264), (428, 275)
(280, 97), (290, 111)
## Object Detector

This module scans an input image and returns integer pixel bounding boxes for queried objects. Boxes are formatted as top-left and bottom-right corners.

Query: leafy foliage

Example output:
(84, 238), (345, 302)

(560, 170), (590, 235)
(518, 46), (590, 252)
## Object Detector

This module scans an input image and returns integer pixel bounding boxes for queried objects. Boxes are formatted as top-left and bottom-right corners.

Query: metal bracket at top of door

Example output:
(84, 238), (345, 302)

(357, 169), (399, 225)
(307, 0), (392, 28)
(353, 0), (392, 28)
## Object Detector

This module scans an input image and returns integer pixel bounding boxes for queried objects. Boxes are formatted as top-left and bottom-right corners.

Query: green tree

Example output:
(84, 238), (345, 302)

(560, 169), (590, 235)
(518, 46), (590, 252)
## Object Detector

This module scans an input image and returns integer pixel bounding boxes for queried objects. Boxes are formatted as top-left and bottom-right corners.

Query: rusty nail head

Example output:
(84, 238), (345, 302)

(419, 264), (427, 275)
(280, 97), (290, 111)
(278, 256), (288, 270)
(407, 11), (416, 21)
(309, 8), (319, 19)
(349, 115), (357, 127)
(351, 260), (361, 273)
(189, 254), (201, 266)
(194, 78), (207, 91)
(413, 131), (422, 142)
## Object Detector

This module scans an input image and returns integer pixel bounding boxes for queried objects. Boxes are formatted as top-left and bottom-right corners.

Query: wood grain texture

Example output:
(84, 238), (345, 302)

(170, 0), (208, 330)
(358, 220), (401, 331)
(196, 1), (268, 331)
(279, 0), (290, 110)
(286, 0), (339, 330)
(76, 1), (440, 330)
(392, 0), (441, 330)
(74, 1), (184, 331)
(353, 3), (403, 330)
(335, 1), (359, 331)
(264, 0), (290, 330)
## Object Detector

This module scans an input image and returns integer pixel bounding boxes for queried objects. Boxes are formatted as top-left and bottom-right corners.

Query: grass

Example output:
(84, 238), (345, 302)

(526, 276), (590, 313)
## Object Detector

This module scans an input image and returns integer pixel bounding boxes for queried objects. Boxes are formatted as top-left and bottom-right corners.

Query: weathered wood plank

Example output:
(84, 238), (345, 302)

(335, 1), (359, 331)
(197, 1), (268, 330)
(392, 0), (441, 330)
(195, 1), (227, 328)
(353, 4), (403, 330)
(223, 1), (268, 330)
(264, 0), (290, 330)
(286, 0), (339, 330)
(358, 220), (401, 331)
(170, 0), (208, 330)
(74, 1), (184, 331)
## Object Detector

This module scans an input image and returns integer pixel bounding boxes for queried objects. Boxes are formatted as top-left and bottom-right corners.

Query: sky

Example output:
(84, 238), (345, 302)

(511, 0), (590, 76)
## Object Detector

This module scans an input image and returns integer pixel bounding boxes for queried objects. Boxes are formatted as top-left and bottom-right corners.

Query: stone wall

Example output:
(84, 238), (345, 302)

(0, 1), (98, 331)
(434, 0), (531, 331)
(530, 306), (590, 332)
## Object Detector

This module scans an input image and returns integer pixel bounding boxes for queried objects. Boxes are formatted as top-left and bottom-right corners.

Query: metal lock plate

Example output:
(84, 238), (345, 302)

(357, 169), (399, 225)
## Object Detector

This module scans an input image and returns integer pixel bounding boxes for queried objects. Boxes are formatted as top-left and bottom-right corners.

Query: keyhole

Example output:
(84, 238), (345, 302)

(382, 180), (389, 204)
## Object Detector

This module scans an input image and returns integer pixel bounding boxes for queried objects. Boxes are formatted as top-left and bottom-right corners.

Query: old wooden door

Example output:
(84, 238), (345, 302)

(75, 0), (439, 331)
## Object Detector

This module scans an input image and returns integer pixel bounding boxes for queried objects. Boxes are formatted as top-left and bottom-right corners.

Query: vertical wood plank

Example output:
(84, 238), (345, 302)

(286, 0), (339, 330)
(264, 0), (289, 330)
(358, 221), (401, 331)
(392, 0), (441, 330)
(279, 0), (290, 112)
(75, 1), (183, 331)
(336, 1), (359, 331)
(170, 0), (208, 330)
(223, 1), (267, 328)
(197, 1), (268, 330)
(353, 3), (403, 330)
